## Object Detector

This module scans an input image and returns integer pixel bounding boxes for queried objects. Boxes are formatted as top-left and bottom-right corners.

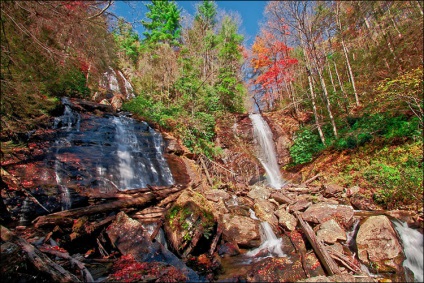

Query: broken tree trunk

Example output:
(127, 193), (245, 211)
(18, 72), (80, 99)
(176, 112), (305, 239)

(33, 192), (155, 228)
(0, 225), (81, 282)
(295, 212), (341, 276)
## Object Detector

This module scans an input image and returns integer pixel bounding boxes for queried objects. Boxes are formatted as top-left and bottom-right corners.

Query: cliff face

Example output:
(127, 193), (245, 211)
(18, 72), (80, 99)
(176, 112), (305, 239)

(211, 111), (300, 187)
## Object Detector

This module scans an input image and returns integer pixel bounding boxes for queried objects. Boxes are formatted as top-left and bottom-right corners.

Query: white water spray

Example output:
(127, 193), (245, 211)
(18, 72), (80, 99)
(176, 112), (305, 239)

(247, 222), (286, 258)
(393, 221), (423, 282)
(249, 113), (285, 189)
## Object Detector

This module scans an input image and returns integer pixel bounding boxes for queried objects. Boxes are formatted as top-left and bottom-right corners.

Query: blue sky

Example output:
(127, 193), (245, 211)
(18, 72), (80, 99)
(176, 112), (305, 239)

(110, 1), (268, 48)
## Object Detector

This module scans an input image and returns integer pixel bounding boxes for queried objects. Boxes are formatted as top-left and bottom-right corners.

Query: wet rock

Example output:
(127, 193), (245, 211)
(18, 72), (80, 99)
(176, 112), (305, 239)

(275, 207), (297, 231)
(323, 183), (344, 197)
(164, 136), (186, 155)
(247, 186), (271, 200)
(304, 252), (326, 278)
(246, 256), (306, 282)
(316, 219), (347, 244)
(205, 189), (231, 202)
(186, 253), (221, 277)
(221, 214), (261, 248)
(217, 242), (240, 257)
(164, 189), (215, 256)
(106, 211), (200, 281)
(302, 203), (354, 228)
(164, 154), (191, 186)
(356, 215), (405, 273)
(253, 199), (278, 230)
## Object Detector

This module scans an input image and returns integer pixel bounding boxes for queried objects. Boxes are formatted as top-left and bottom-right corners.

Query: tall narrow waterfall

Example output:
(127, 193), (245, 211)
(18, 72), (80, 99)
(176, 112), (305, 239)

(249, 113), (285, 189)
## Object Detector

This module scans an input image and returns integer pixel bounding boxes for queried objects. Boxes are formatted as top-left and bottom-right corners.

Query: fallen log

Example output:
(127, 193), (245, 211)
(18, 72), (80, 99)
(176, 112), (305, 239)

(39, 245), (94, 282)
(0, 225), (81, 282)
(33, 192), (155, 228)
(295, 212), (341, 276)
(301, 173), (321, 186)
(326, 247), (361, 273)
(209, 224), (222, 256)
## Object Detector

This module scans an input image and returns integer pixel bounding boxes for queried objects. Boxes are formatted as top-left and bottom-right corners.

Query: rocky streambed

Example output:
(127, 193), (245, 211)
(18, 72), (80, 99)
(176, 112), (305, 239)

(1, 98), (423, 282)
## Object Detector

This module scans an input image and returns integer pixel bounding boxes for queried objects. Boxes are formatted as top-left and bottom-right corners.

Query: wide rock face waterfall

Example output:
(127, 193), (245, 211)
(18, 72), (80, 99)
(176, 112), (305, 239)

(249, 113), (285, 188)
(51, 99), (174, 208)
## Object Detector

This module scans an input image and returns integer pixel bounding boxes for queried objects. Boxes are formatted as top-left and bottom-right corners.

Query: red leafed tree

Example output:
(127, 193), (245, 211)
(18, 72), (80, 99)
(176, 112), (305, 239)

(250, 27), (298, 109)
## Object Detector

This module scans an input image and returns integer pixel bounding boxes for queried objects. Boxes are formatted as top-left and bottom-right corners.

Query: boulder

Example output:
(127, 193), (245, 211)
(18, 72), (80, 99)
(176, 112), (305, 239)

(106, 211), (199, 281)
(323, 183), (344, 197)
(316, 219), (347, 244)
(217, 242), (240, 257)
(302, 203), (354, 228)
(253, 199), (278, 230)
(356, 215), (405, 273)
(270, 191), (295, 205)
(247, 186), (271, 200)
(289, 199), (312, 212)
(221, 214), (261, 248)
(164, 189), (216, 256)
(205, 189), (231, 202)
(275, 208), (297, 231)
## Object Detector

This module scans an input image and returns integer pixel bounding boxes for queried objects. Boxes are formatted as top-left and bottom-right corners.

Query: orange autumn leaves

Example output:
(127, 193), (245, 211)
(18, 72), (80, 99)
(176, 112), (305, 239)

(250, 28), (298, 104)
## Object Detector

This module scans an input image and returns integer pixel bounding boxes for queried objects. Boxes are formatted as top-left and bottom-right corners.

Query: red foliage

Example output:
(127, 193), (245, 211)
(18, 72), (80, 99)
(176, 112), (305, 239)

(63, 1), (86, 11)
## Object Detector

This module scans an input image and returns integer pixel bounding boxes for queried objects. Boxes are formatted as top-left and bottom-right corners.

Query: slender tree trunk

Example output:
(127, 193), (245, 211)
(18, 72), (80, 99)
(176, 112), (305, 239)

(317, 68), (338, 138)
(307, 68), (326, 145)
(336, 2), (360, 107)
(333, 61), (349, 114)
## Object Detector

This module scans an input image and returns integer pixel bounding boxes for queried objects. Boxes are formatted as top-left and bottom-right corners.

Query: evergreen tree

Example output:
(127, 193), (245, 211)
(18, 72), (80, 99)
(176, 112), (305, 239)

(141, 0), (181, 46)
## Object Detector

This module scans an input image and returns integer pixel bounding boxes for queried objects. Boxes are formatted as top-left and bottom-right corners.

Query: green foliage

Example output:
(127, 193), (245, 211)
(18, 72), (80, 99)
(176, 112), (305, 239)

(141, 0), (181, 46)
(113, 18), (141, 65)
(46, 67), (90, 98)
(289, 128), (325, 164)
(195, 0), (217, 29)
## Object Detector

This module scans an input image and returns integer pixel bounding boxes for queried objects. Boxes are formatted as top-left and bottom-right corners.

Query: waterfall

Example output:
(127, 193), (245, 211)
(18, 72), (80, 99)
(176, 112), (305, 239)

(51, 99), (175, 211)
(249, 113), (285, 189)
(393, 221), (423, 282)
(247, 222), (286, 258)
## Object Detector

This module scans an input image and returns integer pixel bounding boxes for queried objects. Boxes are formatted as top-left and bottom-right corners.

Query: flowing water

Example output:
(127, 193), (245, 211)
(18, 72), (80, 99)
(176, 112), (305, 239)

(393, 220), (424, 282)
(246, 222), (286, 259)
(249, 113), (285, 189)
(51, 99), (174, 209)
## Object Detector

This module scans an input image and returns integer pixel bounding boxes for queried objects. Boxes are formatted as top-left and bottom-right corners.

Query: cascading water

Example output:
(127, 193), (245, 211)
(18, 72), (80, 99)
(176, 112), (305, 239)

(393, 220), (423, 282)
(247, 222), (286, 258)
(50, 99), (174, 209)
(249, 113), (285, 189)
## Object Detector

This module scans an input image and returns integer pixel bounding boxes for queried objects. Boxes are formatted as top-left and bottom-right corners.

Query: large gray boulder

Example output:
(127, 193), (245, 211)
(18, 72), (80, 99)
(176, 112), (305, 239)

(356, 215), (405, 273)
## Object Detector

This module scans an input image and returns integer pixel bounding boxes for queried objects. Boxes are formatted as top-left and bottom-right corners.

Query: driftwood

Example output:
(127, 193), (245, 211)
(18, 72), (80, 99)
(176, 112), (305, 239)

(295, 212), (341, 276)
(38, 245), (94, 282)
(33, 192), (155, 228)
(0, 225), (81, 282)
(286, 187), (311, 194)
(301, 173), (321, 186)
(326, 247), (361, 273)
(209, 224), (222, 256)
(132, 207), (166, 221)
(199, 156), (213, 186)
(182, 226), (204, 258)
(157, 191), (183, 208)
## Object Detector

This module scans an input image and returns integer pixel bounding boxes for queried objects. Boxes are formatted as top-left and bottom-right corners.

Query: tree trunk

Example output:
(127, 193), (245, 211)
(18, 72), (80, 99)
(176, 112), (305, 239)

(307, 69), (326, 145)
(336, 2), (360, 107)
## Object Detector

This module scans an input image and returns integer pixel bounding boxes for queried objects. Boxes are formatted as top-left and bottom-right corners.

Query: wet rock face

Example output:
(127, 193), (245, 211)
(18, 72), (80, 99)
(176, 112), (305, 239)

(356, 215), (405, 273)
